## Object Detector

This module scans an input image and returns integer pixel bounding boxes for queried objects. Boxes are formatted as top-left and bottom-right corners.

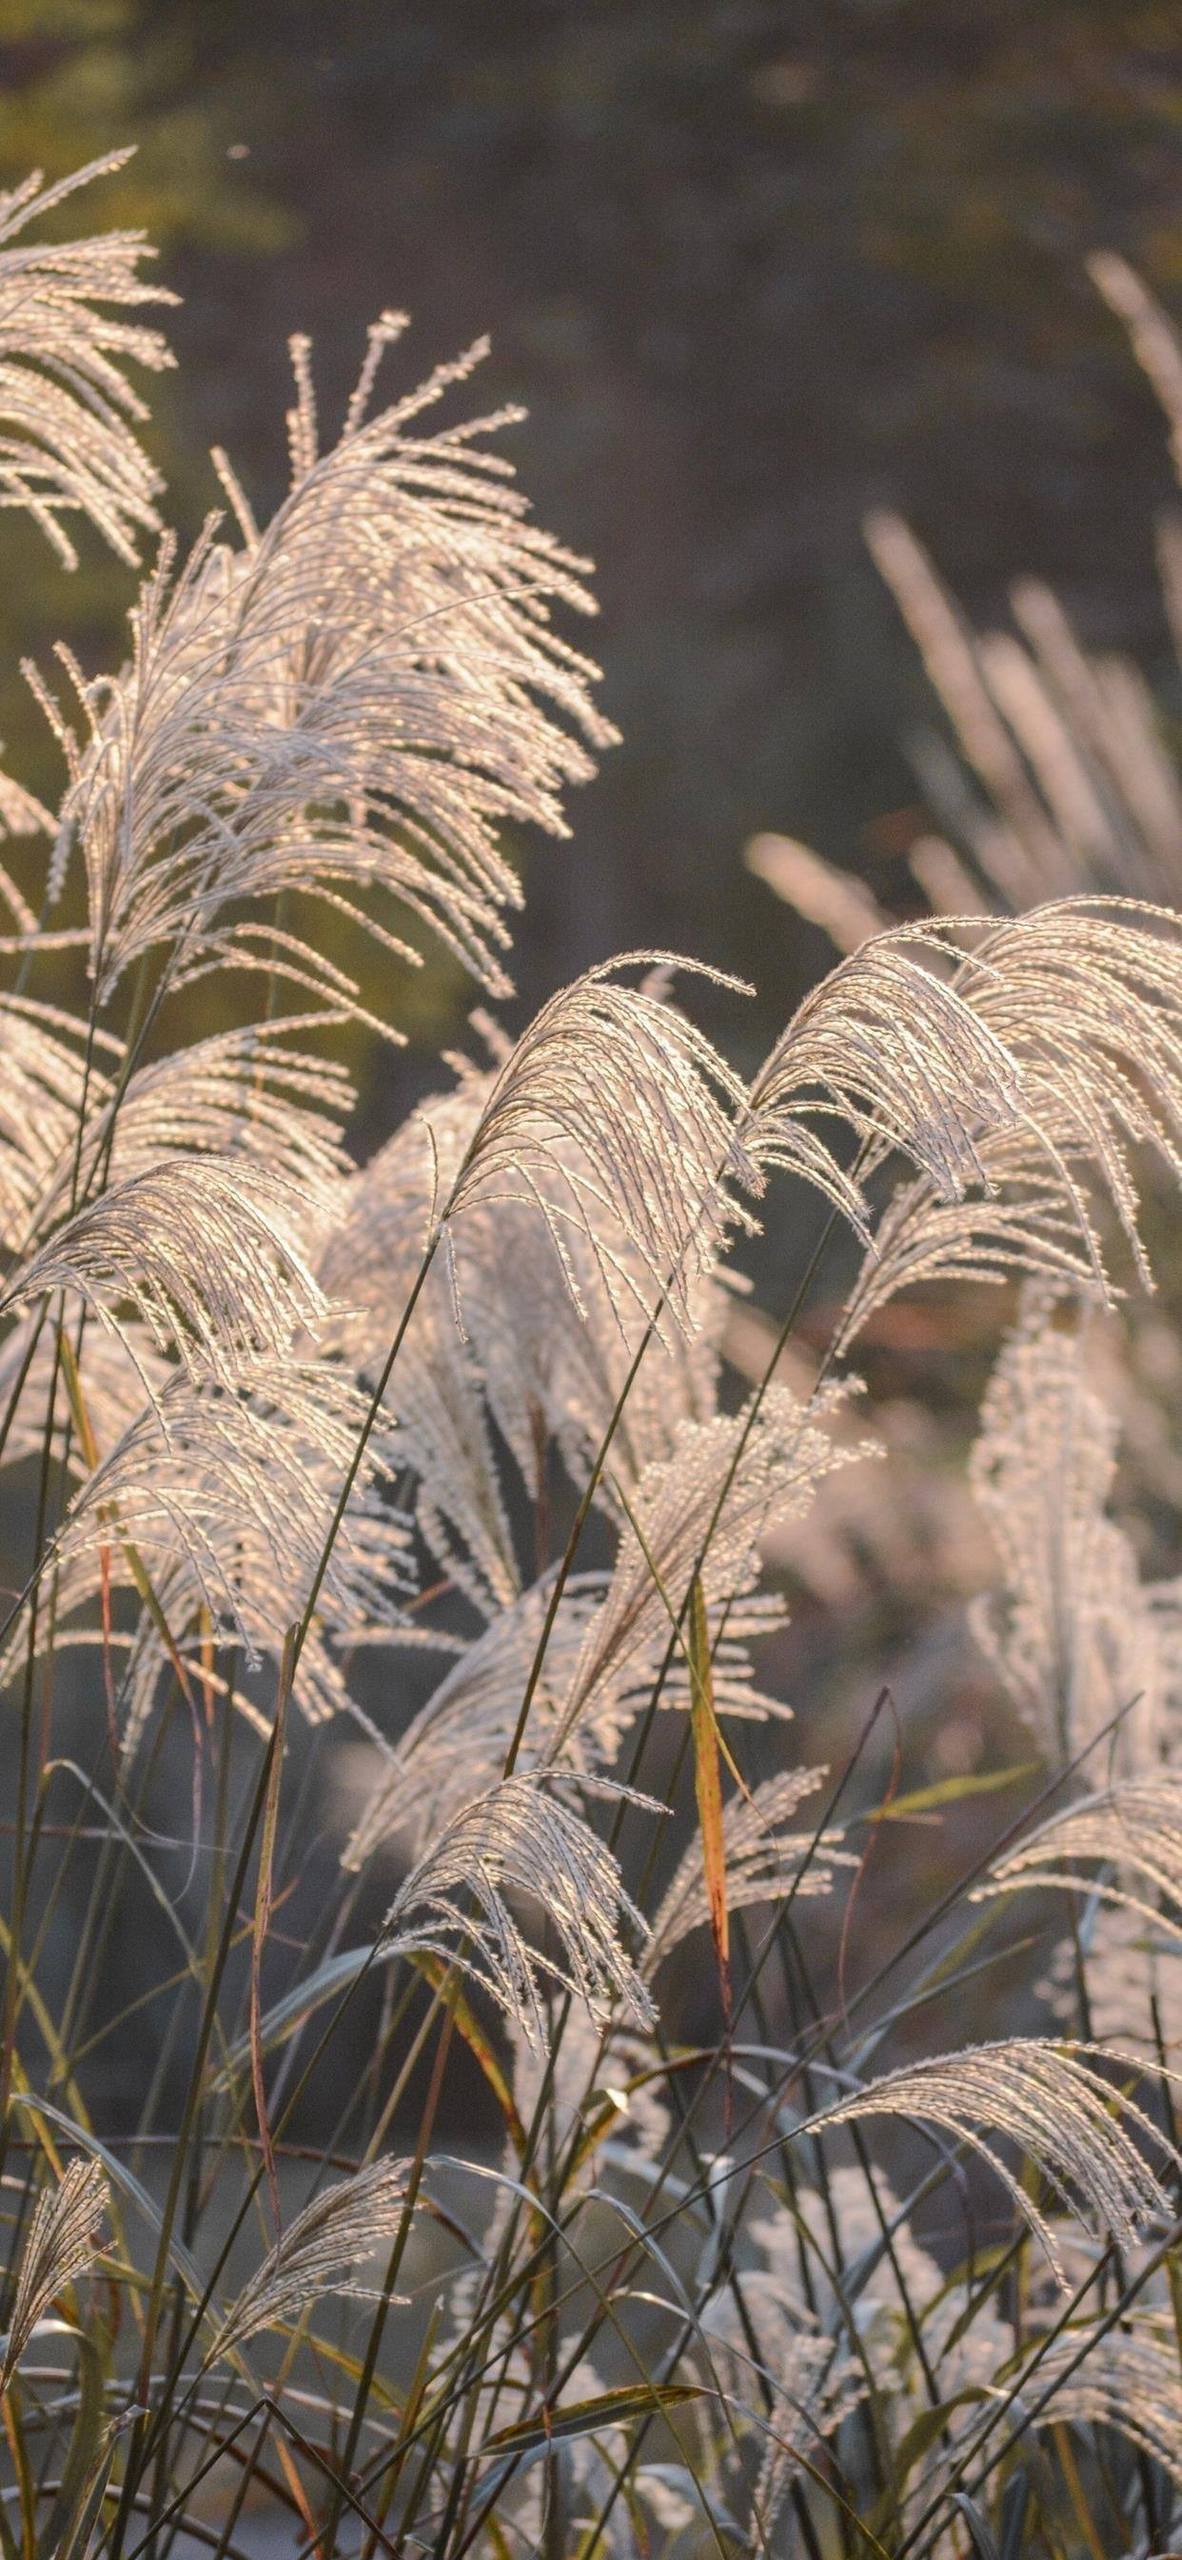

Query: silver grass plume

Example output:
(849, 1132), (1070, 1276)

(206, 2156), (409, 2363)
(701, 2211), (864, 2537)
(864, 510), (1092, 909)
(441, 958), (758, 1334)
(749, 2350), (863, 2546)
(61, 1021), (355, 1248)
(322, 1050), (730, 1613)
(345, 1569), (790, 1875)
(866, 480), (1182, 919)
(949, 904), (1182, 1285)
(1, 1156), (327, 1385)
(342, 1576), (602, 1868)
(978, 1773), (1182, 1934)
(791, 2163), (1013, 2398)
(803, 2040), (1178, 2284)
(457, 1198), (729, 1513)
(1026, 2315), (1182, 2490)
(40, 1358), (414, 1728)
(758, 508), (1182, 976)
(380, 1774), (653, 2042)
(322, 1079), (525, 1616)
(1089, 252), (1182, 483)
(836, 1132), (1109, 1349)
(0, 152), (174, 570)
(967, 1287), (1168, 1764)
(749, 920), (1028, 1233)
(1042, 1900), (1182, 2060)
(557, 2387), (703, 2559)
(836, 902), (1182, 1345)
(706, 2167), (1011, 2538)
(435, 1036), (730, 1502)
(0, 1012), (352, 1262)
(1007, 571), (1182, 899)
(644, 1768), (852, 1977)
(0, 2158), (107, 2387)
(0, 995), (117, 1251)
(546, 1385), (872, 1765)
(341, 1364), (841, 1872)
(754, 269), (1182, 1030)
(507, 1998), (672, 2172)
(38, 321), (611, 1008)
(0, 1310), (171, 1478)
(321, 965), (757, 1616)
(744, 830), (892, 953)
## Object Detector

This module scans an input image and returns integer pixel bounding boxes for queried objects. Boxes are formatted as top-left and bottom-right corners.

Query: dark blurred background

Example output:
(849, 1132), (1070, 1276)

(2, 0), (1181, 1113)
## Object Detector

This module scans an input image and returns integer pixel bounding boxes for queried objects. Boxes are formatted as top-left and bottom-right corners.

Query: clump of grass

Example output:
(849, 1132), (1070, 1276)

(4, 151), (1182, 2560)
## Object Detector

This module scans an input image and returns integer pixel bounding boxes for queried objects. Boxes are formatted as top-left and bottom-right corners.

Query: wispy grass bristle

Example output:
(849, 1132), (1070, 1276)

(3, 156), (1182, 2560)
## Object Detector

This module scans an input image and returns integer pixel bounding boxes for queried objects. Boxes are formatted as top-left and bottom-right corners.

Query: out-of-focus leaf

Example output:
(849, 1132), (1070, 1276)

(999, 2473), (1030, 2560)
(950, 2492), (1002, 2560)
(862, 1764), (1039, 1822)
(485, 2380), (703, 2463)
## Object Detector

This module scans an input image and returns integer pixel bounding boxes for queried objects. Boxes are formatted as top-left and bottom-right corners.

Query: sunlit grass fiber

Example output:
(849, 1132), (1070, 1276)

(4, 152), (1182, 2559)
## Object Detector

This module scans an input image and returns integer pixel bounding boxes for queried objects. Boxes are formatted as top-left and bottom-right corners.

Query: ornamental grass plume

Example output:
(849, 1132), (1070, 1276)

(8, 153), (1182, 2560)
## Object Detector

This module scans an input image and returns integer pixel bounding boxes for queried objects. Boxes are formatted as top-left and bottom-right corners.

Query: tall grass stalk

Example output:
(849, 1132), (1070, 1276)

(6, 152), (1182, 2560)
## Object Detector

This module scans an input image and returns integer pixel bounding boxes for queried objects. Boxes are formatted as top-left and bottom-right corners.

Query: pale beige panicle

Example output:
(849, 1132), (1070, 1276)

(967, 1287), (1165, 1765)
(0, 1155), (327, 1384)
(979, 1773), (1182, 1934)
(803, 2040), (1178, 2284)
(865, 509), (1072, 906)
(380, 1773), (653, 2044)
(323, 1046), (731, 1611)
(0, 995), (116, 1253)
(11, 1019), (354, 1257)
(442, 957), (758, 1335)
(837, 904), (1182, 1346)
(38, 1357), (414, 1736)
(0, 151), (174, 569)
(547, 1384), (872, 1768)
(35, 321), (611, 1014)
(1, 2159), (107, 2387)
(342, 1576), (601, 1868)
(1028, 2317), (1182, 2492)
(207, 2155), (409, 2362)
(644, 1767), (851, 1977)
(749, 920), (1026, 1236)
(1089, 251), (1182, 480)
